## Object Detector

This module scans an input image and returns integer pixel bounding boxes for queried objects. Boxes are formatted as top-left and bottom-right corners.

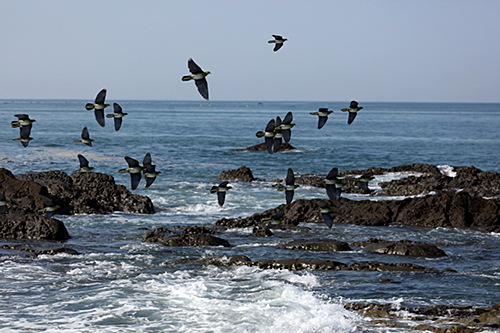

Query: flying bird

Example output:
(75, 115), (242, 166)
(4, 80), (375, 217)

(142, 153), (160, 188)
(38, 204), (61, 219)
(275, 111), (295, 143)
(181, 58), (210, 100)
(277, 168), (299, 205)
(0, 193), (11, 214)
(11, 114), (36, 129)
(310, 108), (333, 129)
(273, 116), (283, 153)
(119, 156), (145, 190)
(255, 119), (276, 154)
(210, 181), (232, 207)
(357, 173), (375, 192)
(106, 103), (128, 131)
(85, 88), (109, 127)
(73, 154), (94, 173)
(315, 201), (334, 228)
(341, 100), (363, 125)
(319, 167), (341, 201)
(263, 209), (285, 225)
(268, 35), (287, 52)
(74, 127), (94, 147)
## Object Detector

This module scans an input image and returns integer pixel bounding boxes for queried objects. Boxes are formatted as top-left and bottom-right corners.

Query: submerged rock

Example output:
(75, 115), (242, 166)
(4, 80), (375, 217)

(351, 238), (447, 257)
(234, 142), (296, 152)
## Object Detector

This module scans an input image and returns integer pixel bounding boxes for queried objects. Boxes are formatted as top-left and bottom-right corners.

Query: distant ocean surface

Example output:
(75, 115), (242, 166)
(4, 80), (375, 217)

(0, 100), (499, 332)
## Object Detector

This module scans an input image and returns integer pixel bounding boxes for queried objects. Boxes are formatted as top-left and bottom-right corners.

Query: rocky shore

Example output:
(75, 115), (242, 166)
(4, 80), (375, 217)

(0, 168), (154, 241)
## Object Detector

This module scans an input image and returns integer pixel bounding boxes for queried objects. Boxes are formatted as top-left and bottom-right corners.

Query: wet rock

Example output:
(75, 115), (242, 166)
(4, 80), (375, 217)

(253, 226), (273, 237)
(279, 239), (351, 252)
(249, 258), (347, 271)
(216, 166), (256, 182)
(143, 228), (231, 247)
(0, 244), (80, 255)
(0, 213), (70, 241)
(352, 238), (447, 257)
(234, 142), (296, 152)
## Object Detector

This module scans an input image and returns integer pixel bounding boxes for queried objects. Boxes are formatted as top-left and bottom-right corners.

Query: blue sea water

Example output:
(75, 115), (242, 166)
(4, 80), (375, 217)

(0, 100), (499, 332)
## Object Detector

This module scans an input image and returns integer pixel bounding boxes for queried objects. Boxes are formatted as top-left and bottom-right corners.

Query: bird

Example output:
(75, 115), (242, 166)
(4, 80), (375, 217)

(210, 181), (231, 207)
(11, 114), (36, 129)
(255, 119), (276, 154)
(73, 154), (94, 173)
(277, 168), (299, 205)
(119, 156), (145, 190)
(275, 111), (295, 143)
(142, 153), (160, 188)
(181, 58), (210, 100)
(315, 201), (334, 228)
(268, 35), (287, 52)
(106, 103), (128, 131)
(357, 173), (375, 192)
(85, 88), (109, 127)
(273, 116), (283, 153)
(38, 204), (61, 219)
(0, 193), (11, 214)
(310, 108), (333, 129)
(341, 100), (363, 125)
(319, 167), (342, 201)
(12, 131), (33, 148)
(263, 209), (284, 225)
(74, 127), (94, 147)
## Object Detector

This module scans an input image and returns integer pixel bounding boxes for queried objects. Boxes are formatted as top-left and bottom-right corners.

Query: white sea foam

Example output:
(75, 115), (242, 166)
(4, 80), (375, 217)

(438, 165), (457, 177)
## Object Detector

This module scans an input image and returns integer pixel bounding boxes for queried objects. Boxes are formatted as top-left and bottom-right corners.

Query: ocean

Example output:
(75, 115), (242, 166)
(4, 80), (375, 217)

(0, 100), (499, 332)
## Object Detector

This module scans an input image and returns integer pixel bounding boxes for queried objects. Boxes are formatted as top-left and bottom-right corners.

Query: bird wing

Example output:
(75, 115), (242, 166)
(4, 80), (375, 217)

(19, 124), (32, 138)
(0, 206), (6, 214)
(326, 168), (338, 180)
(321, 213), (333, 228)
(273, 43), (283, 52)
(275, 116), (282, 127)
(282, 129), (291, 143)
(217, 191), (226, 206)
(125, 156), (140, 168)
(114, 117), (123, 131)
(273, 209), (284, 221)
(285, 189), (294, 205)
(82, 127), (90, 140)
(188, 58), (203, 74)
(272, 35), (283, 39)
(78, 154), (89, 168)
(265, 119), (275, 132)
(130, 173), (141, 190)
(358, 181), (369, 191)
(285, 168), (295, 186)
(14, 114), (30, 120)
(318, 116), (328, 129)
(143, 153), (152, 166)
(347, 112), (357, 125)
(219, 181), (229, 188)
(145, 175), (156, 188)
(195, 78), (209, 100)
(113, 102), (122, 113)
(325, 185), (338, 201)
(0, 193), (5, 201)
(265, 137), (274, 154)
(283, 111), (293, 124)
(95, 89), (107, 104)
(273, 136), (282, 152)
(95, 110), (105, 127)
(349, 100), (358, 108)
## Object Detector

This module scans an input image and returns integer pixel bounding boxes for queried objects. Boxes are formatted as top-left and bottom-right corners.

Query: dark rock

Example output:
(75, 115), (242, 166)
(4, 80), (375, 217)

(216, 166), (256, 182)
(143, 228), (231, 247)
(280, 239), (351, 252)
(0, 213), (70, 241)
(0, 244), (80, 255)
(343, 261), (439, 272)
(249, 258), (347, 271)
(351, 238), (447, 257)
(234, 142), (296, 152)
(253, 226), (273, 237)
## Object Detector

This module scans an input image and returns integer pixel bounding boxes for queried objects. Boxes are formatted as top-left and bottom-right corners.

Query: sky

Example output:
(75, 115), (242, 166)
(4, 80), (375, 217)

(1, 0), (499, 103)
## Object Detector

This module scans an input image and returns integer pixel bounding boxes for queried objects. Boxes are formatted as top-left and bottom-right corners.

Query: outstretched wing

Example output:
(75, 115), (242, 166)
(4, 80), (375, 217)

(143, 153), (152, 167)
(188, 58), (203, 74)
(195, 78), (209, 100)
(273, 43), (283, 52)
(321, 213), (333, 228)
(217, 191), (226, 206)
(82, 127), (90, 140)
(283, 111), (293, 124)
(95, 110), (105, 127)
(347, 112), (357, 125)
(125, 156), (140, 168)
(78, 154), (89, 168)
(285, 189), (294, 205)
(130, 173), (141, 190)
(326, 168), (338, 180)
(285, 168), (294, 186)
(318, 116), (328, 129)
(95, 89), (107, 104)
(113, 102), (122, 113)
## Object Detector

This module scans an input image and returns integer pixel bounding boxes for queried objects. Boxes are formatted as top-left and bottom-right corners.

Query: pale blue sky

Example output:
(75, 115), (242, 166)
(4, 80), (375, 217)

(1, 0), (499, 102)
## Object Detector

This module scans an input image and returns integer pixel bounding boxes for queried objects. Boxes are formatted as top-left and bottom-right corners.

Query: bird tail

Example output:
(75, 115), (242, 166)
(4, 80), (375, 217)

(85, 103), (95, 110)
(118, 169), (128, 173)
(106, 114), (114, 118)
(255, 131), (265, 138)
(210, 186), (219, 193)
(74, 139), (81, 143)
(268, 40), (275, 43)
(181, 75), (193, 81)
(11, 121), (20, 128)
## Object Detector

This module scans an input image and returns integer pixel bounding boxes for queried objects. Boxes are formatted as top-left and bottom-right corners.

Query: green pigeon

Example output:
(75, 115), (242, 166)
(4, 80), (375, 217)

(74, 127), (94, 146)
(262, 209), (285, 225)
(310, 108), (333, 129)
(256, 119), (276, 154)
(273, 116), (283, 153)
(73, 154), (94, 173)
(268, 35), (287, 52)
(210, 181), (231, 206)
(181, 58), (210, 100)
(316, 167), (340, 201)
(277, 168), (299, 205)
(142, 153), (160, 188)
(275, 111), (295, 143)
(0, 193), (11, 214)
(38, 204), (61, 219)
(341, 100), (363, 125)
(106, 102), (128, 131)
(314, 201), (334, 228)
(119, 156), (145, 190)
(11, 114), (36, 128)
(357, 173), (375, 192)
(85, 88), (109, 127)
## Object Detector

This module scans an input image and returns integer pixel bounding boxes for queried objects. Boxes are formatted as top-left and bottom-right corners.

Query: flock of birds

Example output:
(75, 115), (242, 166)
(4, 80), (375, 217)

(3, 35), (371, 227)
